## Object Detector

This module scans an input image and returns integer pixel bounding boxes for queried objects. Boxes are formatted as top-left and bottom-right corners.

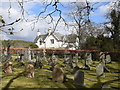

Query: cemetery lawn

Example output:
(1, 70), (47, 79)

(1, 58), (120, 89)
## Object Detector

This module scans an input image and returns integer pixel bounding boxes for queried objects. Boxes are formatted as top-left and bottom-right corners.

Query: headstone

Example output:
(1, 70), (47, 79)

(85, 52), (93, 65)
(74, 70), (84, 86)
(105, 54), (111, 64)
(72, 66), (80, 75)
(75, 53), (79, 66)
(24, 50), (28, 60)
(28, 47), (31, 62)
(34, 52), (42, 68)
(43, 49), (47, 62)
(52, 67), (65, 83)
(3, 61), (13, 73)
(49, 54), (58, 71)
(65, 55), (73, 68)
(31, 50), (35, 59)
(19, 54), (24, 62)
(96, 62), (105, 77)
(52, 54), (57, 64)
(25, 64), (34, 78)
(99, 52), (105, 64)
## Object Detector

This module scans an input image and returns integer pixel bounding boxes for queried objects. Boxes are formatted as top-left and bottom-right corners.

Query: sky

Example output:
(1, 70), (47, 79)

(0, 0), (117, 42)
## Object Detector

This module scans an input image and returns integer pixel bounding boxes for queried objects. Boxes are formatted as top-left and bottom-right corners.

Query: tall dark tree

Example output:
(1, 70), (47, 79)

(105, 1), (120, 50)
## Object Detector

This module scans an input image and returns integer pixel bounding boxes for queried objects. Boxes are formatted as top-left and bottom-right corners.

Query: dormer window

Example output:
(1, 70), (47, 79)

(50, 39), (54, 44)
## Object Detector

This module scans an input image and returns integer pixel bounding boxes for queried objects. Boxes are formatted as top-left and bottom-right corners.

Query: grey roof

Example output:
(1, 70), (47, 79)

(52, 32), (63, 41)
(64, 34), (77, 43)
(34, 32), (77, 43)
(34, 34), (48, 43)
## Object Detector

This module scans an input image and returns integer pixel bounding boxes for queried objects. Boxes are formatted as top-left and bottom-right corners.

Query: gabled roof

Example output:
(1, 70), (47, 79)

(52, 32), (63, 41)
(34, 34), (48, 43)
(63, 34), (77, 43)
(34, 32), (77, 43)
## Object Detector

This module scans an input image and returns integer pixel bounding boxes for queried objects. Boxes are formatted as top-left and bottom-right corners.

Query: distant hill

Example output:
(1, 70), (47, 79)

(2, 40), (38, 48)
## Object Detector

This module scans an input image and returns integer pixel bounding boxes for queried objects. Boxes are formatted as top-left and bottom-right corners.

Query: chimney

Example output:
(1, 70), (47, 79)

(37, 29), (41, 36)
(48, 27), (52, 35)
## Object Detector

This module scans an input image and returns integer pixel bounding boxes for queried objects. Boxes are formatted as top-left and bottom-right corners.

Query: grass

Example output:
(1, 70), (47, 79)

(1, 56), (120, 89)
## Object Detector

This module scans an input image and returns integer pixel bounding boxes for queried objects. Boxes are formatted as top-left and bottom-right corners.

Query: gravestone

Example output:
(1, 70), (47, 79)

(65, 55), (73, 68)
(34, 52), (42, 68)
(24, 50), (28, 60)
(64, 50), (70, 64)
(27, 47), (31, 62)
(75, 53), (79, 66)
(85, 52), (93, 65)
(105, 54), (111, 64)
(96, 62), (105, 77)
(52, 67), (65, 83)
(74, 70), (84, 86)
(72, 66), (80, 75)
(25, 64), (34, 78)
(19, 54), (24, 62)
(3, 61), (13, 73)
(49, 54), (58, 71)
(31, 50), (35, 59)
(43, 49), (47, 62)
(52, 54), (58, 64)
(81, 52), (92, 70)
(99, 52), (105, 64)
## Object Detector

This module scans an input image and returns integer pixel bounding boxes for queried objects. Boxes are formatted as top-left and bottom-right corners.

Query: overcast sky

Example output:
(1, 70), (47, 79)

(0, 0), (117, 42)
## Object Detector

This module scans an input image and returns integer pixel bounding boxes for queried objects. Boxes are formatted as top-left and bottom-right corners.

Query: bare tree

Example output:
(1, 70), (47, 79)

(66, 1), (98, 49)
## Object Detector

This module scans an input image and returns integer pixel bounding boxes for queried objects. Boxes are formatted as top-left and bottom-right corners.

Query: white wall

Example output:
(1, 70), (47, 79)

(36, 35), (63, 49)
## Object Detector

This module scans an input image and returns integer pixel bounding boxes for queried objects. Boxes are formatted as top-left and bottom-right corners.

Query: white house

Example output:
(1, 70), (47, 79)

(34, 27), (78, 50)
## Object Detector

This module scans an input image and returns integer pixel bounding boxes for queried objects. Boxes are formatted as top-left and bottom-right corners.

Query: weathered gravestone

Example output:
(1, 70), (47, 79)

(64, 50), (69, 64)
(74, 70), (84, 86)
(75, 53), (79, 67)
(23, 49), (28, 60)
(72, 66), (80, 75)
(25, 64), (34, 78)
(3, 61), (13, 73)
(96, 62), (105, 77)
(99, 52), (106, 64)
(85, 52), (93, 65)
(43, 49), (47, 62)
(52, 67), (65, 83)
(65, 55), (73, 68)
(49, 54), (57, 71)
(27, 47), (32, 62)
(34, 52), (42, 68)
(105, 54), (111, 64)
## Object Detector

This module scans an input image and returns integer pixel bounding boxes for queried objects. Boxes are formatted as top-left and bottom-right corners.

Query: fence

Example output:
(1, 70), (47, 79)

(1, 48), (120, 61)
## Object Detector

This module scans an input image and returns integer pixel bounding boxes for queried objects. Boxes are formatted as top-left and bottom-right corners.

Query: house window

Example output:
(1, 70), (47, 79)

(39, 40), (42, 45)
(50, 39), (54, 44)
